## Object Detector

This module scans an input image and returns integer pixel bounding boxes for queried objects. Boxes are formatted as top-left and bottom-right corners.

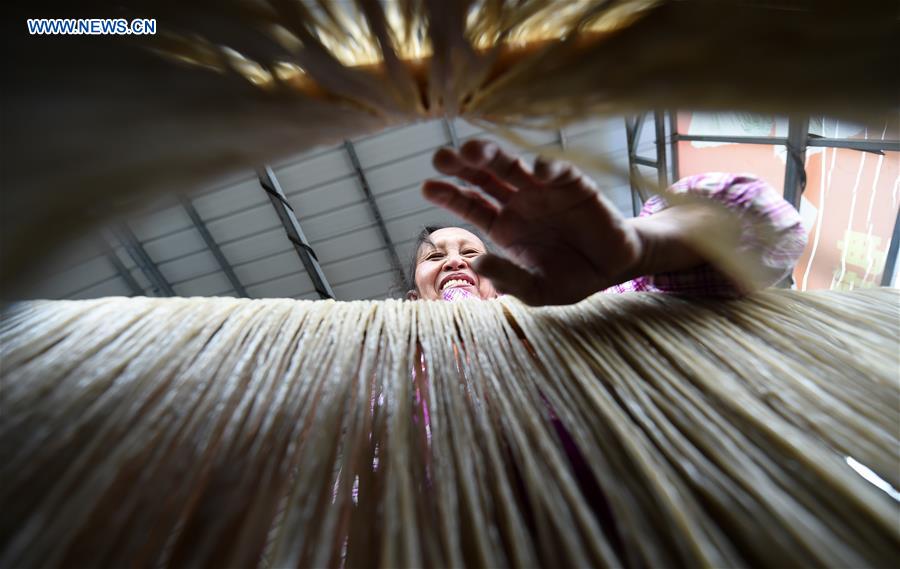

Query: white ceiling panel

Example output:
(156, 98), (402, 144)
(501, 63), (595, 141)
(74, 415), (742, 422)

(109, 245), (153, 292)
(454, 129), (554, 160)
(220, 228), (291, 266)
(323, 248), (395, 287)
(172, 271), (234, 297)
(394, 237), (419, 264)
(271, 142), (343, 168)
(365, 151), (439, 195)
(384, 210), (459, 247)
(376, 183), (434, 220)
(128, 205), (193, 242)
(297, 201), (374, 243)
(352, 120), (448, 169)
(332, 270), (399, 300)
(190, 176), (267, 221)
(309, 226), (385, 265)
(142, 229), (207, 263)
(70, 277), (133, 300)
(383, 205), (436, 235)
(158, 250), (223, 284)
(294, 291), (323, 301)
(204, 205), (282, 244)
(199, 202), (270, 230)
(245, 270), (315, 299)
(32, 114), (642, 301)
(564, 117), (621, 138)
(273, 149), (354, 194)
(568, 125), (629, 157)
(287, 177), (365, 218)
(234, 250), (305, 287)
(452, 118), (485, 139)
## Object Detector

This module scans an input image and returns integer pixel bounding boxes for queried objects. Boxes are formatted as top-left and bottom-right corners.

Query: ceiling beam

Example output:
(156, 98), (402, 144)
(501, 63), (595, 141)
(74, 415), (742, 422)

(112, 224), (174, 296)
(96, 237), (144, 296)
(653, 110), (669, 189)
(258, 166), (334, 300)
(783, 116), (810, 210)
(881, 208), (900, 287)
(443, 117), (461, 148)
(668, 110), (680, 181)
(178, 195), (249, 298)
(344, 140), (411, 292)
(673, 133), (787, 146)
(624, 114), (650, 216)
(806, 137), (898, 153)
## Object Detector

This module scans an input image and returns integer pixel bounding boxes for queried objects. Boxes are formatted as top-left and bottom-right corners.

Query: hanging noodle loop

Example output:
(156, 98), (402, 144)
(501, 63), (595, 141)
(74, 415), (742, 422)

(1, 288), (897, 567)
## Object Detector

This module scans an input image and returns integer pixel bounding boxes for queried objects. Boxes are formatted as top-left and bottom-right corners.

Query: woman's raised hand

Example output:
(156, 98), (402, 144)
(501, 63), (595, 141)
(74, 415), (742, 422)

(423, 139), (645, 305)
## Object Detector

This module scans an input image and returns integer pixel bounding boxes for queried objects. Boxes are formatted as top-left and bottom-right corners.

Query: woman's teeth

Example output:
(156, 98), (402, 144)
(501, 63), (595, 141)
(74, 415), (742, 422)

(441, 279), (471, 291)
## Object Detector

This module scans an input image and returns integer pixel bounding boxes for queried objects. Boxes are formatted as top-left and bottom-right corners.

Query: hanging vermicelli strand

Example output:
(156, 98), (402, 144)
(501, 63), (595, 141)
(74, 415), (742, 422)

(2, 289), (898, 568)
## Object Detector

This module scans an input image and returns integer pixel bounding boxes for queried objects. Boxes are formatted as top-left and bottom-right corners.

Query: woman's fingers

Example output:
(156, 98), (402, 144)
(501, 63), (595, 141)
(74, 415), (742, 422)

(436, 140), (587, 197)
(432, 147), (465, 174)
(472, 254), (543, 305)
(422, 180), (498, 232)
(433, 148), (516, 203)
(533, 156), (562, 181)
(460, 140), (536, 190)
(534, 156), (582, 187)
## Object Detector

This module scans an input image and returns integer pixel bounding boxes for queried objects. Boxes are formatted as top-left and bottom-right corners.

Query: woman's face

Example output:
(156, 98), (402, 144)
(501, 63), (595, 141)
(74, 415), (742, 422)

(411, 227), (497, 300)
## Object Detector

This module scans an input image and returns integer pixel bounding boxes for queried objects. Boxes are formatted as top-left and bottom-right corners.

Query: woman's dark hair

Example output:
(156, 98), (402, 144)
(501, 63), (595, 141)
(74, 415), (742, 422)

(402, 224), (490, 295)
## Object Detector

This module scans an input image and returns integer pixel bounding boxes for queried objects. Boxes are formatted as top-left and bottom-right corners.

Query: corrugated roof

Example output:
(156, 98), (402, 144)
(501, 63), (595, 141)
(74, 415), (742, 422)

(24, 116), (642, 300)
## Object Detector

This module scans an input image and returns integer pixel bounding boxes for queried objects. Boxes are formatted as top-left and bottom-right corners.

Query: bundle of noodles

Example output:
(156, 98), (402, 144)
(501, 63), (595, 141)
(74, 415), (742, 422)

(3, 0), (899, 290)
(0, 288), (897, 567)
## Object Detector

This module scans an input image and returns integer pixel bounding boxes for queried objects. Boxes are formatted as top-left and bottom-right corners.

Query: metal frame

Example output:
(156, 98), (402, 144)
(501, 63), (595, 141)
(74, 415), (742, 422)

(258, 166), (335, 299)
(672, 133), (787, 146)
(624, 112), (670, 216)
(670, 133), (899, 154)
(807, 137), (898, 153)
(112, 224), (175, 296)
(668, 111), (680, 181)
(96, 237), (144, 296)
(666, 115), (900, 205)
(624, 114), (645, 216)
(659, 112), (900, 288)
(344, 140), (411, 292)
(783, 116), (810, 209)
(443, 117), (460, 148)
(178, 195), (249, 298)
(881, 208), (900, 287)
(653, 110), (669, 189)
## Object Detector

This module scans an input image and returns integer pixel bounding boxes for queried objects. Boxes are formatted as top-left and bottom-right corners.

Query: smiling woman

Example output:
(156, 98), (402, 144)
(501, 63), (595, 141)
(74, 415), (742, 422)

(406, 225), (498, 301)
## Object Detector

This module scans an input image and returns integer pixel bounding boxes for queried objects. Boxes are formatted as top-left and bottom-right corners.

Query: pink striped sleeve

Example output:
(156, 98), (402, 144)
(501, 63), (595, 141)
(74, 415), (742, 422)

(605, 173), (808, 297)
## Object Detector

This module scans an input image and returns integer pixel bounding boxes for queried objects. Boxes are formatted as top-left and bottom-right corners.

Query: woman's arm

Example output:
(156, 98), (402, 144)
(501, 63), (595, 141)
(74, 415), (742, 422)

(612, 173), (808, 297)
(620, 203), (733, 281)
(423, 140), (806, 305)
